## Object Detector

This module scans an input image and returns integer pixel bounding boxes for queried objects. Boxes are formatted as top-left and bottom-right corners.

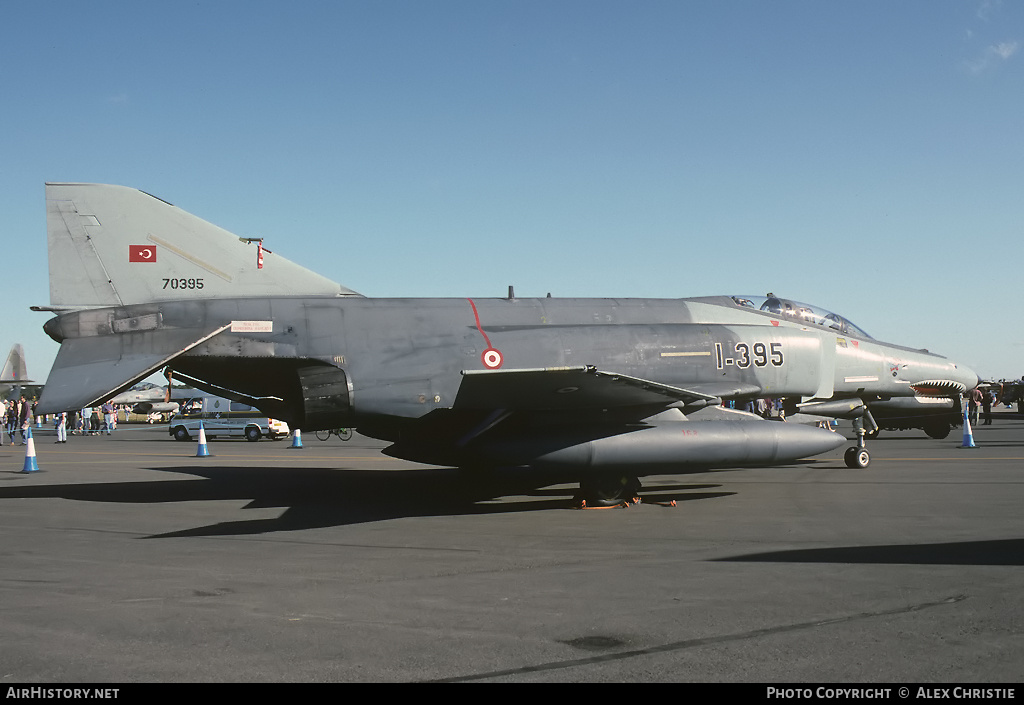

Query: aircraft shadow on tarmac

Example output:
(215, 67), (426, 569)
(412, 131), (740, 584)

(718, 539), (1024, 567)
(0, 465), (733, 538)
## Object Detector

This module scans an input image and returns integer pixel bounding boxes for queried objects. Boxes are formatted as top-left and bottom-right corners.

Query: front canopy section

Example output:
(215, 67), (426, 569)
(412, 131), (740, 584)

(730, 294), (872, 340)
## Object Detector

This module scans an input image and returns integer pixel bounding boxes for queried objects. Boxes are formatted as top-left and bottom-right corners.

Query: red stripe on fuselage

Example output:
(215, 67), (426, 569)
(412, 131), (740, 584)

(466, 298), (493, 348)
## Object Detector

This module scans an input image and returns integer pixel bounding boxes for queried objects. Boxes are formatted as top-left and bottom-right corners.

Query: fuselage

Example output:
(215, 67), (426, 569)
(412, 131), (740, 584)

(42, 294), (978, 432)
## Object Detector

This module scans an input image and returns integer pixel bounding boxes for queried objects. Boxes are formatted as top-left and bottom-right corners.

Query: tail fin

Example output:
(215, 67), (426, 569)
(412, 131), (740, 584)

(45, 183), (361, 307)
(0, 344), (31, 383)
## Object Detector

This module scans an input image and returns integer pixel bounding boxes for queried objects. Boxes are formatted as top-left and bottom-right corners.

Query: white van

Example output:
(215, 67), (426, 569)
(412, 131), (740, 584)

(168, 396), (289, 442)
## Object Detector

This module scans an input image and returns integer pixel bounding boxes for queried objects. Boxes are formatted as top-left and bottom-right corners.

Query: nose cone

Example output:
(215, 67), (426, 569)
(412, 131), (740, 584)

(910, 358), (981, 397)
(956, 363), (981, 392)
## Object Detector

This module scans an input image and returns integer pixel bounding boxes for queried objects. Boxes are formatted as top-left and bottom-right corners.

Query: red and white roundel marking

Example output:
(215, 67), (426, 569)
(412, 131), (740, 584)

(482, 348), (503, 369)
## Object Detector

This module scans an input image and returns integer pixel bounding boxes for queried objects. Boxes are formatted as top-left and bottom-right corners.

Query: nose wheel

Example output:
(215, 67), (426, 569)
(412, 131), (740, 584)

(844, 446), (870, 468)
(844, 410), (877, 468)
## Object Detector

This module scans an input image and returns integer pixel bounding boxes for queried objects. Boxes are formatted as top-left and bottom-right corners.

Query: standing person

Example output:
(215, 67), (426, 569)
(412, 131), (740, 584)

(55, 410), (67, 443)
(981, 389), (994, 425)
(18, 395), (31, 444)
(102, 400), (115, 435)
(6, 400), (17, 444)
(968, 386), (983, 426)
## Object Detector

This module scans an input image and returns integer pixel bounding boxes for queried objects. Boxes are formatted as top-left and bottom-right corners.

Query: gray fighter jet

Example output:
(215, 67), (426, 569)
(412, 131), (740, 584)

(35, 184), (978, 504)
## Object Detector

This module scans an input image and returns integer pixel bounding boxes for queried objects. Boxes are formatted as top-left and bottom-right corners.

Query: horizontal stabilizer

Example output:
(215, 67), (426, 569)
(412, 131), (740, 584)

(0, 344), (31, 383)
(46, 183), (360, 307)
(37, 324), (229, 413)
(455, 366), (727, 412)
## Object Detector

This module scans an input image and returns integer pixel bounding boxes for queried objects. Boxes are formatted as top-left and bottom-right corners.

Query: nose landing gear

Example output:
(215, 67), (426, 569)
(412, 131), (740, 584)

(844, 410), (877, 468)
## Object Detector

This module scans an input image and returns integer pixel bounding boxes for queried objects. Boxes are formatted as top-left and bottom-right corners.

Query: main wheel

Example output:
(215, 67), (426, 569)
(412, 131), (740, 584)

(579, 474), (641, 507)
(924, 421), (950, 439)
(844, 447), (870, 468)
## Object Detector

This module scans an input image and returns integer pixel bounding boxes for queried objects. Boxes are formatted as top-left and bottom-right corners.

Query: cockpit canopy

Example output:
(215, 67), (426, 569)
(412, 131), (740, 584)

(731, 294), (872, 340)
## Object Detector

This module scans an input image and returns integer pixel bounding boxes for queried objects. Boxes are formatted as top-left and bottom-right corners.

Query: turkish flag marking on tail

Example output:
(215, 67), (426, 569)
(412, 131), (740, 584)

(129, 245), (156, 262)
(257, 242), (264, 269)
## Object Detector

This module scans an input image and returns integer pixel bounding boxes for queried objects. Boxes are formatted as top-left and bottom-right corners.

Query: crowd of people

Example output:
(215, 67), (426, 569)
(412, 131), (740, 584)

(722, 397), (789, 418)
(2, 396), (34, 445)
(1, 399), (120, 445)
(967, 386), (1001, 426)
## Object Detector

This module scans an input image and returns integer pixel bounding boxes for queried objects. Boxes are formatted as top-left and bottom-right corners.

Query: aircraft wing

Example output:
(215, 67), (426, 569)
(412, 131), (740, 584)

(454, 366), (742, 412)
(37, 324), (229, 413)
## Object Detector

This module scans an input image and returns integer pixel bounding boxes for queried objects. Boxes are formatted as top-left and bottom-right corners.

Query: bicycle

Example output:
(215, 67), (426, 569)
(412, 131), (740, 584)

(315, 427), (353, 442)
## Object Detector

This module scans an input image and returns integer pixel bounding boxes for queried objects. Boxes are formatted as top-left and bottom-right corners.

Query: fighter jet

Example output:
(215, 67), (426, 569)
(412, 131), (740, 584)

(0, 343), (32, 398)
(34, 184), (978, 505)
(109, 384), (199, 416)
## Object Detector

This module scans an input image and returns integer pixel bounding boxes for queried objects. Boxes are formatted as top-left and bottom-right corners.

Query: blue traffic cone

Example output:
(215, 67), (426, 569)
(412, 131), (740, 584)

(289, 428), (303, 449)
(959, 408), (976, 449)
(195, 421), (211, 457)
(21, 427), (40, 473)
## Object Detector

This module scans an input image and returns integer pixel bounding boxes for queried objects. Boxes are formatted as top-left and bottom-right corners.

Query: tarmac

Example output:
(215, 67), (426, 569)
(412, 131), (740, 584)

(1, 414), (1022, 683)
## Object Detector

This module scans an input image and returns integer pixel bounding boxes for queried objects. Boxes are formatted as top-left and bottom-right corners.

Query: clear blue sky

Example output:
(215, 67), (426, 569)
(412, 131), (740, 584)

(2, 0), (1021, 383)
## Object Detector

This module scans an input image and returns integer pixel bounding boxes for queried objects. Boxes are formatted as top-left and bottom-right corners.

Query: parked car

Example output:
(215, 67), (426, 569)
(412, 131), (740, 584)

(168, 395), (289, 442)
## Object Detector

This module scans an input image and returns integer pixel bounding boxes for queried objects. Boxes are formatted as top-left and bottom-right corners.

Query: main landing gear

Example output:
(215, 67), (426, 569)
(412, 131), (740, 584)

(844, 411), (878, 469)
(576, 473), (643, 508)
